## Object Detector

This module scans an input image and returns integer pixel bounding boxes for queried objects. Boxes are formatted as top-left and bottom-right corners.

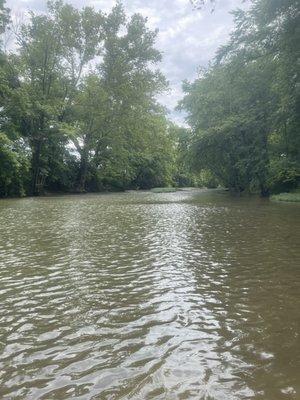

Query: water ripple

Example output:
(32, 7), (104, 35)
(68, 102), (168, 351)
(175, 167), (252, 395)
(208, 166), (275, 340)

(0, 190), (299, 399)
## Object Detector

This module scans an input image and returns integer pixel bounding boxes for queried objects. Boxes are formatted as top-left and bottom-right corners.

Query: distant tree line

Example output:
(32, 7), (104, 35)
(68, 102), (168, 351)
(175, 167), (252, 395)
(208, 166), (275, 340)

(180, 0), (300, 196)
(1, 0), (299, 198)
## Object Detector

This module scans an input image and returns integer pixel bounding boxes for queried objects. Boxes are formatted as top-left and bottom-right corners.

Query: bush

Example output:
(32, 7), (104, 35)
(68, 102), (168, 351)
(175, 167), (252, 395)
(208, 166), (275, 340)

(270, 191), (300, 202)
(268, 158), (300, 194)
(198, 170), (219, 188)
(0, 133), (30, 197)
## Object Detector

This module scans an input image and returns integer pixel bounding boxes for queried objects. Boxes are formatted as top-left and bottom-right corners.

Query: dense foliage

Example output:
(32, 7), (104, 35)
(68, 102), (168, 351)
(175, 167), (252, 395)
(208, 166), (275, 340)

(180, 0), (300, 195)
(0, 1), (179, 196)
(1, 0), (299, 198)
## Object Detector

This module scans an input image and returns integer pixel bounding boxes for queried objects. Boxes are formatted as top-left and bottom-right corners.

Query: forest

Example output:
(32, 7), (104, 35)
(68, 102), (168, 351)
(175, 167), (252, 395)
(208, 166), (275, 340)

(0, 0), (299, 197)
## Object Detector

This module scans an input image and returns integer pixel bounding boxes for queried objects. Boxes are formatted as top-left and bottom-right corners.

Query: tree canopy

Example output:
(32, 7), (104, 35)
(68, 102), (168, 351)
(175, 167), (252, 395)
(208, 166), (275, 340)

(0, 0), (299, 197)
(0, 0), (181, 196)
(179, 0), (300, 195)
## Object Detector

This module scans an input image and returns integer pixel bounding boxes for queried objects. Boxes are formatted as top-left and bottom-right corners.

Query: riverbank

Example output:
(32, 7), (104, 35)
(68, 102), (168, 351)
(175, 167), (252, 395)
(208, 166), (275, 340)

(1, 186), (300, 201)
(270, 190), (300, 203)
(150, 187), (178, 193)
(0, 187), (182, 199)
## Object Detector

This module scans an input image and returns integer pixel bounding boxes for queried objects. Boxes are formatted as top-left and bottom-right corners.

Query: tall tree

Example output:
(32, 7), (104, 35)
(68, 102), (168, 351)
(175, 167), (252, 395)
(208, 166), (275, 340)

(97, 3), (169, 190)
(10, 1), (104, 195)
(180, 0), (300, 195)
(0, 1), (178, 197)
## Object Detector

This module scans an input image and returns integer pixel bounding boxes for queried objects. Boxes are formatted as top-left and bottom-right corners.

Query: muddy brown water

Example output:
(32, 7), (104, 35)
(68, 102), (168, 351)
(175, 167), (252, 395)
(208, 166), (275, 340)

(0, 190), (299, 399)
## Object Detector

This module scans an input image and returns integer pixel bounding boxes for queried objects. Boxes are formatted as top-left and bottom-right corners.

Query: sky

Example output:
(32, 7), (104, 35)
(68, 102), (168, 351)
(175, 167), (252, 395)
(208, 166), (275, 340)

(6, 0), (248, 125)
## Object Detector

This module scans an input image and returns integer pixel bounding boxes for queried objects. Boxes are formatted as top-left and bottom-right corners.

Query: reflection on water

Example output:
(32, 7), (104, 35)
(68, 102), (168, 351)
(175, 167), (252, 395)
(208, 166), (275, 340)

(0, 190), (299, 399)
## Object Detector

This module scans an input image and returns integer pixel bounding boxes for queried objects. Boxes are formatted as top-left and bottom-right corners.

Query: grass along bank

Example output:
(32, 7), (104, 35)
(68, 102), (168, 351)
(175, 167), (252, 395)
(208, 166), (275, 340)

(150, 187), (178, 193)
(270, 190), (300, 203)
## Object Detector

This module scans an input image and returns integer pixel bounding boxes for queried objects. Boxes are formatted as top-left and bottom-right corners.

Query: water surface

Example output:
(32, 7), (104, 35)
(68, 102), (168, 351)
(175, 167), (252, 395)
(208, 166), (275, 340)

(0, 190), (299, 399)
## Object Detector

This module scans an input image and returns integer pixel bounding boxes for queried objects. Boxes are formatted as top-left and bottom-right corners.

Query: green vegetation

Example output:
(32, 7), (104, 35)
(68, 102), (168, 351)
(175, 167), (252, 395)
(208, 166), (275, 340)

(179, 0), (300, 197)
(271, 191), (300, 203)
(0, 0), (299, 198)
(150, 187), (178, 193)
(0, 0), (180, 197)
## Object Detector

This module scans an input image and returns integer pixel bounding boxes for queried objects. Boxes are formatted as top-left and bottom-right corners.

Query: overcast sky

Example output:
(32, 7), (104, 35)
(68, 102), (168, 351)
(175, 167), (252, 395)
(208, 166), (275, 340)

(7, 0), (248, 124)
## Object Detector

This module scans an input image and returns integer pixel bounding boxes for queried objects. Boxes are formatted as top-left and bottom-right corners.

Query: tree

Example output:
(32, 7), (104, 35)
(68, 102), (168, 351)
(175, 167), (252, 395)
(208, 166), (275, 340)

(65, 74), (109, 192)
(9, 1), (104, 195)
(0, 0), (9, 38)
(94, 3), (169, 190)
(180, 0), (300, 195)
(0, 1), (30, 197)
(0, 1), (178, 197)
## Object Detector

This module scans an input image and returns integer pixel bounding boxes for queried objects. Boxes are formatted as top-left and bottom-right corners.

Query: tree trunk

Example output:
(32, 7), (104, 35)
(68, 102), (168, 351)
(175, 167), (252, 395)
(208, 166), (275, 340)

(259, 129), (270, 197)
(260, 185), (270, 197)
(77, 148), (88, 192)
(31, 139), (42, 196)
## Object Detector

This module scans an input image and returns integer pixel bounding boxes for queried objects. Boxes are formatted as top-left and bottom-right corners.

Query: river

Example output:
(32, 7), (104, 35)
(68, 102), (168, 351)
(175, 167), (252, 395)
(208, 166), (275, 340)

(0, 189), (299, 399)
